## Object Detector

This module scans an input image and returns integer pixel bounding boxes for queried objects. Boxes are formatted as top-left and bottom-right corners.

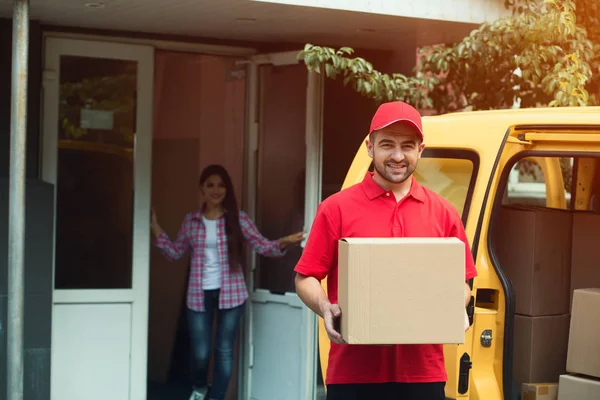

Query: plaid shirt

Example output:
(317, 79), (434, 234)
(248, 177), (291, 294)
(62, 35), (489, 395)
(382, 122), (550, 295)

(154, 210), (285, 311)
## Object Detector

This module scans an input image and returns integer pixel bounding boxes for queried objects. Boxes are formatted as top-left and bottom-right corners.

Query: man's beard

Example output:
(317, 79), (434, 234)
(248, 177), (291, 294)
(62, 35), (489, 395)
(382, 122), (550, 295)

(374, 159), (416, 184)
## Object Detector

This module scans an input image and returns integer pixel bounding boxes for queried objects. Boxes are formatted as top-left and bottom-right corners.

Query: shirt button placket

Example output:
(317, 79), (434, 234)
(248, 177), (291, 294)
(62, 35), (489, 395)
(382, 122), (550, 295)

(393, 198), (404, 237)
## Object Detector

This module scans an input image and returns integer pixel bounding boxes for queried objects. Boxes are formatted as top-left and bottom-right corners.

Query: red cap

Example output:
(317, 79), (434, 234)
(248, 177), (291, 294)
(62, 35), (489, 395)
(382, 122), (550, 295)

(369, 101), (423, 140)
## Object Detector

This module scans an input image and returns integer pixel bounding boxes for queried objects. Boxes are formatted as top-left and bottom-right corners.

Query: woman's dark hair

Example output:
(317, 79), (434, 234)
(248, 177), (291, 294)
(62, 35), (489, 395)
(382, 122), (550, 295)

(199, 164), (244, 270)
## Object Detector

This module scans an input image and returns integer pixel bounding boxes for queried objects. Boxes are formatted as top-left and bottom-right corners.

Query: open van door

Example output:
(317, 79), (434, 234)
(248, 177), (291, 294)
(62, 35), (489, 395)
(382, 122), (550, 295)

(239, 51), (323, 400)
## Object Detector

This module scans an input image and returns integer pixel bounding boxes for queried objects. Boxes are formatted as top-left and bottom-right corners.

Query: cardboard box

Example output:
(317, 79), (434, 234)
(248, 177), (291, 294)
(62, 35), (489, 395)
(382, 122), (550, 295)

(570, 213), (600, 305)
(495, 206), (571, 316)
(558, 374), (600, 400)
(513, 314), (570, 384)
(522, 382), (558, 400)
(337, 237), (465, 345)
(566, 288), (600, 378)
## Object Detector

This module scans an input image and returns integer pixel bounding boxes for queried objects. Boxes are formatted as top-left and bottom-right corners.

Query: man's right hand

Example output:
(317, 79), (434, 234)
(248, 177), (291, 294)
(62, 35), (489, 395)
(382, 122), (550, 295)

(321, 302), (345, 345)
(294, 273), (346, 344)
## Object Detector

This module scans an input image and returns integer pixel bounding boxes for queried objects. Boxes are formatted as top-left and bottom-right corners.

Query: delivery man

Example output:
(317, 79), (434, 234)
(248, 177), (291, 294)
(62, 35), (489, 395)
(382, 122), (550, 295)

(294, 101), (477, 400)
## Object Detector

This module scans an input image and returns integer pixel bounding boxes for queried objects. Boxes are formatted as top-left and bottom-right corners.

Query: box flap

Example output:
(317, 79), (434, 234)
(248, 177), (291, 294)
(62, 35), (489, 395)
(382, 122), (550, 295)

(574, 288), (600, 295)
(339, 237), (463, 244)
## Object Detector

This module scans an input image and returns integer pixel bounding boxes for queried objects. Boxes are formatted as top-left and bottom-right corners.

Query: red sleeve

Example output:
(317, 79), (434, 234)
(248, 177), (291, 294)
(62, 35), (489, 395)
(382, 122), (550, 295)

(448, 211), (478, 281)
(294, 202), (340, 281)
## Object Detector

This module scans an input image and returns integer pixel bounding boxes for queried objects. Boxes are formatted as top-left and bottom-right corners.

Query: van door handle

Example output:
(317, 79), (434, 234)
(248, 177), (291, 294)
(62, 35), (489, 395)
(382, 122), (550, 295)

(458, 353), (472, 394)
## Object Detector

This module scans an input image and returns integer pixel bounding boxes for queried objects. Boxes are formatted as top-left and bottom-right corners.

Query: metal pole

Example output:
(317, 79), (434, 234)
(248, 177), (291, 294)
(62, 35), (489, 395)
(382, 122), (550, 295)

(8, 1), (29, 400)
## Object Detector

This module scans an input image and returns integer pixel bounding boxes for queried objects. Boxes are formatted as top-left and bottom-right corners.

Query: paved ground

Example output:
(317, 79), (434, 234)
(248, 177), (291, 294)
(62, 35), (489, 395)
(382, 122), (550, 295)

(148, 382), (327, 400)
(147, 380), (519, 400)
(147, 381), (191, 400)
(316, 385), (327, 400)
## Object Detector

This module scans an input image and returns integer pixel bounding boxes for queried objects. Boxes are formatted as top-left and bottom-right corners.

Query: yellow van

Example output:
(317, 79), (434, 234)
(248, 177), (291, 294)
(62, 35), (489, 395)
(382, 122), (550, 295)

(318, 106), (600, 399)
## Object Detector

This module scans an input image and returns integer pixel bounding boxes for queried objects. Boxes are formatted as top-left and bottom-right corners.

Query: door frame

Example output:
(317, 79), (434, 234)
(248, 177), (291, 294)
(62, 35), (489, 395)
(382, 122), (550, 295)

(41, 37), (154, 400)
(239, 50), (324, 400)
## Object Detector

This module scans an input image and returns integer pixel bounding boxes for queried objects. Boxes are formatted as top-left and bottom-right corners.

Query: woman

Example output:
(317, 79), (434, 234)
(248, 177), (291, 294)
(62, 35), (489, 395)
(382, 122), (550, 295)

(151, 164), (304, 400)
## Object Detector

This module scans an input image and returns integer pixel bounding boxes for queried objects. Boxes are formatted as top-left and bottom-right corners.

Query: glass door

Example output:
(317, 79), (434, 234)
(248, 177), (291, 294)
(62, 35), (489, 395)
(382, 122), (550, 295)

(41, 37), (153, 400)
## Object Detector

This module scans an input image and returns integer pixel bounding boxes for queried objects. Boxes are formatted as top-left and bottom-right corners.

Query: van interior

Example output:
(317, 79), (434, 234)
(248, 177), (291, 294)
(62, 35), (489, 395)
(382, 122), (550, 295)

(489, 154), (600, 396)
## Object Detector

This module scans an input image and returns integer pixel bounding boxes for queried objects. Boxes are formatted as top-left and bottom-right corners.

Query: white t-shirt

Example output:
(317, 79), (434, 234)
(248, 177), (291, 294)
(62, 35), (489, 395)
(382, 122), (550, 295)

(202, 216), (222, 290)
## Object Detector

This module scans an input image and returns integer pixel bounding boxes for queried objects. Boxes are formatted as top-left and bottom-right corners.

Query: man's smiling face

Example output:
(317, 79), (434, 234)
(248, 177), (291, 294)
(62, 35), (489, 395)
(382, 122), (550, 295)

(366, 122), (425, 185)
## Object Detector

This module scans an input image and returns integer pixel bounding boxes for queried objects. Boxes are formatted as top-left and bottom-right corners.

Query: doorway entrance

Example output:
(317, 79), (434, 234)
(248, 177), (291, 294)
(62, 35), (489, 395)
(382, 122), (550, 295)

(41, 37), (154, 400)
(239, 51), (324, 400)
(41, 37), (325, 400)
(147, 50), (248, 400)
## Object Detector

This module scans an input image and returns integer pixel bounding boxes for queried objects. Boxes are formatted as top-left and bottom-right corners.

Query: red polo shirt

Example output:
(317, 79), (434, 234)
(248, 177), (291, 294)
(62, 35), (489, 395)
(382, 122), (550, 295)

(295, 172), (477, 385)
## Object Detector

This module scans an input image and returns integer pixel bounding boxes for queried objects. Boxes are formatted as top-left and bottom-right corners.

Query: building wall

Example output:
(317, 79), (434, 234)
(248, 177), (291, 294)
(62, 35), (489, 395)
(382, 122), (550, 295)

(0, 179), (54, 400)
(252, 0), (511, 24)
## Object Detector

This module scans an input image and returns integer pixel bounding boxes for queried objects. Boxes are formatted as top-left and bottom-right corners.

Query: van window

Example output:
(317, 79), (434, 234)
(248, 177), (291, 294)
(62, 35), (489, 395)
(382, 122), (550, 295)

(414, 149), (479, 225)
(368, 149), (478, 224)
(503, 156), (574, 210)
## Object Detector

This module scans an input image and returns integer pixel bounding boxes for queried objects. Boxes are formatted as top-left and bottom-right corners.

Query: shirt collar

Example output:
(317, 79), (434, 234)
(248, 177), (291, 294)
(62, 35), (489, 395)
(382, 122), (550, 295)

(191, 208), (227, 221)
(190, 210), (203, 220)
(361, 171), (425, 203)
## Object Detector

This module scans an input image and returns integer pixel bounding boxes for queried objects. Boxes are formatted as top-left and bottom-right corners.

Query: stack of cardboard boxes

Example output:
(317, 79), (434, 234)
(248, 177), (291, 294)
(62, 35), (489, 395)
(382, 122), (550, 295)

(557, 288), (600, 399)
(496, 206), (600, 399)
(522, 289), (600, 399)
(495, 206), (572, 387)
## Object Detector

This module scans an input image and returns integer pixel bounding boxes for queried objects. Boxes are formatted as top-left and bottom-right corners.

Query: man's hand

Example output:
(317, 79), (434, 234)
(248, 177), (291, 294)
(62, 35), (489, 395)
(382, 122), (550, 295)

(295, 273), (346, 344)
(464, 282), (472, 307)
(321, 302), (345, 345)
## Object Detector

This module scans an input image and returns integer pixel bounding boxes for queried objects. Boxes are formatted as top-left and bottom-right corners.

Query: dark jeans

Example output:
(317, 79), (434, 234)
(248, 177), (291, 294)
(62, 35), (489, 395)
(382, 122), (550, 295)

(326, 382), (446, 400)
(187, 289), (245, 400)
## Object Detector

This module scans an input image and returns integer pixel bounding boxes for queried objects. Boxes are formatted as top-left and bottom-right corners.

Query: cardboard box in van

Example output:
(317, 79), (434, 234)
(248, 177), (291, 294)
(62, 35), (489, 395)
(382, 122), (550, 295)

(513, 314), (570, 384)
(558, 374), (600, 400)
(494, 206), (571, 316)
(570, 213), (600, 304)
(337, 237), (465, 345)
(521, 382), (558, 400)
(566, 288), (600, 379)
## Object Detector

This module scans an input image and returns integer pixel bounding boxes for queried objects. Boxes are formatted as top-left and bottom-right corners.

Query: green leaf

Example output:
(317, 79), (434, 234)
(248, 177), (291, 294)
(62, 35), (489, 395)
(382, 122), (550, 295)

(296, 0), (600, 113)
(325, 63), (335, 78)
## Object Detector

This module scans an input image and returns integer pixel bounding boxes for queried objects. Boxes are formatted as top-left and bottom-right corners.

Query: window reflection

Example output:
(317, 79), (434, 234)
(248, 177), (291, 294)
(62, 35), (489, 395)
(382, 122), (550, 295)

(414, 157), (474, 218)
(54, 56), (137, 289)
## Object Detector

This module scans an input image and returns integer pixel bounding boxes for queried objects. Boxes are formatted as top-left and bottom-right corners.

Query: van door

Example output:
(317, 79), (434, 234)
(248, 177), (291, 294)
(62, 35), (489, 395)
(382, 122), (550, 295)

(239, 51), (323, 400)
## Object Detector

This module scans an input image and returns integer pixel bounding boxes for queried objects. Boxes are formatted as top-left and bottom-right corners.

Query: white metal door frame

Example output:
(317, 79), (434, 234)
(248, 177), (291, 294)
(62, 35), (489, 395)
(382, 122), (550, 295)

(41, 37), (154, 400)
(239, 50), (323, 400)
